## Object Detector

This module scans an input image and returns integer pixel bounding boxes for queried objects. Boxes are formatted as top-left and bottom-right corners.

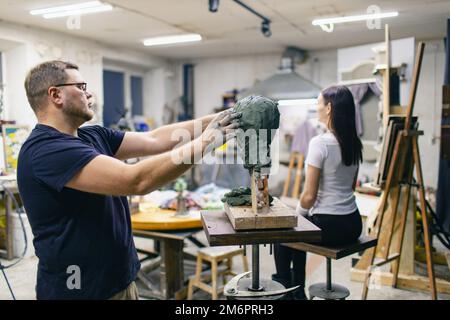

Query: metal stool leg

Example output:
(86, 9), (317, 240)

(326, 257), (332, 291)
(308, 258), (350, 300)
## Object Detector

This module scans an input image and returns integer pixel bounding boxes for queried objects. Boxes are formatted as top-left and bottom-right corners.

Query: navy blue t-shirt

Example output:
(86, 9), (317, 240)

(17, 124), (140, 300)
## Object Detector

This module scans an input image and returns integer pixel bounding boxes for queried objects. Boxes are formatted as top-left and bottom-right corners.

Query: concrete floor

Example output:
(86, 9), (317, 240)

(1, 232), (449, 300)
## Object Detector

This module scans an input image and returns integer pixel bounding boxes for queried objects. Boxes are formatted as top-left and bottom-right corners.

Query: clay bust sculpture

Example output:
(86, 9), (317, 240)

(222, 95), (280, 206)
(233, 95), (280, 173)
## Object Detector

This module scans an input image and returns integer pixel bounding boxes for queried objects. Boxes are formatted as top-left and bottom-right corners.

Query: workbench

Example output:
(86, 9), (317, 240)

(201, 210), (321, 299)
(202, 210), (321, 246)
(131, 207), (206, 299)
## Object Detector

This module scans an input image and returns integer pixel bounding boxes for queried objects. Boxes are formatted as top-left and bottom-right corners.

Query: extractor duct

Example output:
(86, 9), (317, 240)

(239, 47), (322, 100)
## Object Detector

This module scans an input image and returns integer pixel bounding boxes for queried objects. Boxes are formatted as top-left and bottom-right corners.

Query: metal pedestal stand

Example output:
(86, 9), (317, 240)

(224, 245), (299, 300)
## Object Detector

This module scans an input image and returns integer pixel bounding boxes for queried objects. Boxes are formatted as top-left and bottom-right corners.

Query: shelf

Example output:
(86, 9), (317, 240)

(339, 78), (377, 86)
(373, 63), (407, 76)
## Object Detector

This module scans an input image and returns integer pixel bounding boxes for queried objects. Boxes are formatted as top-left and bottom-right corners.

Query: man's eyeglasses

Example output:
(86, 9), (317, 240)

(54, 82), (87, 92)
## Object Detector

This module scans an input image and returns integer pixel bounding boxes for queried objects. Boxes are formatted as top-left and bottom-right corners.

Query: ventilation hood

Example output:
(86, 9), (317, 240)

(238, 47), (322, 101)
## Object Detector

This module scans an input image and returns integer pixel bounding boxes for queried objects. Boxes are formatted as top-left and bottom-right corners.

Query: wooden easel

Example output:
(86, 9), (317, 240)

(361, 42), (437, 300)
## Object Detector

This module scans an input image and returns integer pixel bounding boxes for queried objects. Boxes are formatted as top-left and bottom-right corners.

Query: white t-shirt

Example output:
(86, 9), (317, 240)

(305, 131), (358, 215)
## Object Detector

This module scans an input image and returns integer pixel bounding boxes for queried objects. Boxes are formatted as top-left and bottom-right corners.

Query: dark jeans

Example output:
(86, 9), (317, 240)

(273, 209), (362, 290)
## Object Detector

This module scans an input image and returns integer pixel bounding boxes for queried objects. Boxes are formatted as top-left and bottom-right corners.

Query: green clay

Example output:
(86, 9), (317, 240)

(221, 187), (274, 206)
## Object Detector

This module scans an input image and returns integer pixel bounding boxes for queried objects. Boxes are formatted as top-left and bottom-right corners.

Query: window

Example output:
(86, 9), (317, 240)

(130, 76), (143, 116)
(103, 70), (125, 128)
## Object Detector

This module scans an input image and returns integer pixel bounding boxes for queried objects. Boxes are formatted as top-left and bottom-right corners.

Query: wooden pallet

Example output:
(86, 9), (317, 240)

(224, 197), (298, 230)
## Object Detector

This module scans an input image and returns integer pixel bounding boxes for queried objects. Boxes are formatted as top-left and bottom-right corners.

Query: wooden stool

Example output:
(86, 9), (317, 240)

(187, 246), (249, 300)
(284, 235), (377, 300)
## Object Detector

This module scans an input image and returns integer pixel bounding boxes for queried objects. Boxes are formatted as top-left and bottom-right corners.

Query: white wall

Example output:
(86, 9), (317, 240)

(192, 53), (280, 117)
(0, 20), (166, 128)
(145, 68), (166, 125)
(415, 39), (445, 189)
(297, 49), (338, 89)
(2, 43), (36, 126)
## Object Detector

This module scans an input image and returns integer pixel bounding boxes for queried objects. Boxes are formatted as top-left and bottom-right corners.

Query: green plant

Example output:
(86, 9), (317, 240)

(174, 178), (187, 193)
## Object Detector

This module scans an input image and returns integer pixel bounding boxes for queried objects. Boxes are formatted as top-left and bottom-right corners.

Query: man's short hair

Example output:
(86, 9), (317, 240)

(24, 60), (79, 113)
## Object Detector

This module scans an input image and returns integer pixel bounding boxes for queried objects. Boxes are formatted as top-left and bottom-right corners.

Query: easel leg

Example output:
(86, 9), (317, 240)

(282, 154), (295, 197)
(391, 154), (414, 288)
(361, 247), (375, 300)
(362, 133), (403, 300)
(412, 137), (437, 300)
(292, 154), (304, 198)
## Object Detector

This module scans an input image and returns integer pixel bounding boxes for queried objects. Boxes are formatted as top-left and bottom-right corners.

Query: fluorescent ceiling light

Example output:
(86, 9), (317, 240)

(312, 11), (398, 26)
(30, 1), (112, 19)
(278, 99), (317, 107)
(43, 5), (113, 18)
(143, 34), (202, 47)
(30, 1), (102, 15)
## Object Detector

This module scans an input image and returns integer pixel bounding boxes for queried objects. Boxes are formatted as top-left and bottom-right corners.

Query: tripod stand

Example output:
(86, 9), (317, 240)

(0, 182), (27, 300)
(0, 260), (15, 299)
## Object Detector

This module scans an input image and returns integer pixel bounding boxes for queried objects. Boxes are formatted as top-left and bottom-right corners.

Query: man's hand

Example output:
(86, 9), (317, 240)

(201, 109), (242, 154)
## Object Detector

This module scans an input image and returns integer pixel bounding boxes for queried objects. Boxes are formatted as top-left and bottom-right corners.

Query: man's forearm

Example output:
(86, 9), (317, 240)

(130, 137), (206, 195)
(66, 136), (210, 197)
(147, 114), (216, 152)
(198, 113), (216, 132)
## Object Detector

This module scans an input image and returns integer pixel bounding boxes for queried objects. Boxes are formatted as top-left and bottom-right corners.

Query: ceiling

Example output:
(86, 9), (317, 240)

(0, 0), (449, 60)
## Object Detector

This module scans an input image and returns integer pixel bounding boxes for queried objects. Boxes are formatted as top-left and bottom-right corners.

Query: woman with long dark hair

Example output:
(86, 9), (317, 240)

(273, 85), (363, 299)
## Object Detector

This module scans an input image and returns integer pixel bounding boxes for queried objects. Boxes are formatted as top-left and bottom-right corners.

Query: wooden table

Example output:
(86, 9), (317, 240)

(132, 228), (204, 300)
(201, 210), (321, 246)
(132, 206), (202, 230)
(201, 210), (321, 297)
(131, 208), (205, 300)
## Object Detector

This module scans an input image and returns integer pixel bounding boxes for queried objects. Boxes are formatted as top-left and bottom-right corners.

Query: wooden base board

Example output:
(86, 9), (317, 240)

(350, 268), (450, 294)
(224, 198), (298, 230)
